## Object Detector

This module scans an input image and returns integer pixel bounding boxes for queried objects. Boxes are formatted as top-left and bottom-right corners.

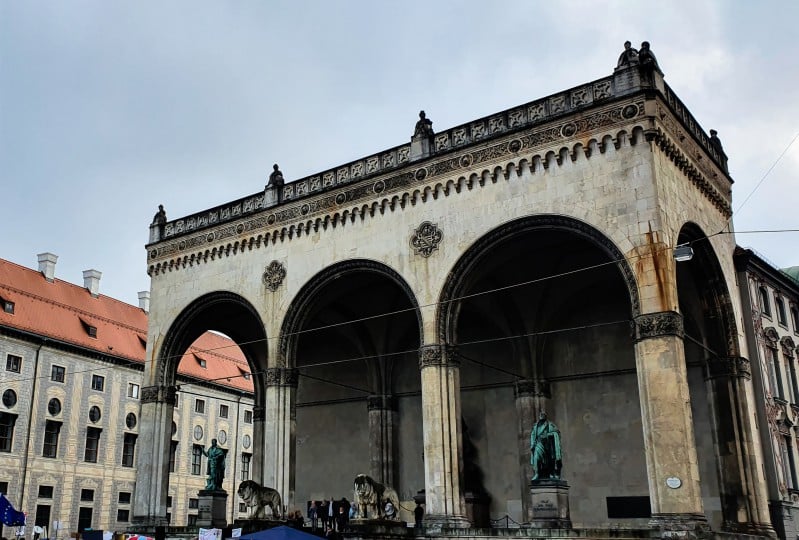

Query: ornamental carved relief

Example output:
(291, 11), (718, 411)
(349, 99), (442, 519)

(410, 221), (443, 258)
(263, 260), (287, 291)
(418, 344), (459, 369)
(632, 311), (684, 342)
(141, 385), (177, 405)
(265, 367), (299, 387)
(705, 356), (752, 381)
(367, 395), (398, 411)
(514, 378), (552, 398)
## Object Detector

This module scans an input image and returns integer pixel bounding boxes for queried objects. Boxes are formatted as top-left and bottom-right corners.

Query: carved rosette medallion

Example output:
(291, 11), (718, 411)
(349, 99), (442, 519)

(418, 344), (459, 369)
(367, 394), (398, 411)
(514, 378), (551, 398)
(411, 221), (443, 258)
(265, 367), (299, 387)
(632, 311), (684, 342)
(705, 356), (752, 380)
(141, 385), (178, 405)
(262, 260), (287, 291)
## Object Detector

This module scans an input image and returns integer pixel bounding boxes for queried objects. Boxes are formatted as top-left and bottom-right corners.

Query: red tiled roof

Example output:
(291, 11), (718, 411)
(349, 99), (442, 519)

(0, 257), (253, 393)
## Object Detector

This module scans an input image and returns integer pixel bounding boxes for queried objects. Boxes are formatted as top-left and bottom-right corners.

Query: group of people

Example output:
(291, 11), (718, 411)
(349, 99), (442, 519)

(307, 499), (351, 533)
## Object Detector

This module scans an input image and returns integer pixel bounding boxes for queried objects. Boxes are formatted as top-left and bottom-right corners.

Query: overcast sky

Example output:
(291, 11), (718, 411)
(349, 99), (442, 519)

(2, 1), (797, 305)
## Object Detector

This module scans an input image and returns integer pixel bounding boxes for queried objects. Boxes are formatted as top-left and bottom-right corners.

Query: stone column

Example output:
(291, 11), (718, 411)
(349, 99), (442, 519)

(262, 367), (298, 514)
(515, 379), (551, 522)
(632, 311), (707, 534)
(419, 344), (470, 528)
(705, 356), (776, 536)
(367, 394), (397, 487)
(132, 385), (177, 527)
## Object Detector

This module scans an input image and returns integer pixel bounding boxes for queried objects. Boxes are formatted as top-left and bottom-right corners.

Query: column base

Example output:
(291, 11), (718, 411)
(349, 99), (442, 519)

(650, 513), (710, 539)
(130, 516), (169, 528)
(528, 479), (571, 529)
(422, 514), (471, 530)
(722, 520), (777, 539)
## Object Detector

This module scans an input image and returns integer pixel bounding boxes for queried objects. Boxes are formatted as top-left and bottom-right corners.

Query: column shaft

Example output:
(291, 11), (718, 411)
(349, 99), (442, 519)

(262, 368), (298, 514)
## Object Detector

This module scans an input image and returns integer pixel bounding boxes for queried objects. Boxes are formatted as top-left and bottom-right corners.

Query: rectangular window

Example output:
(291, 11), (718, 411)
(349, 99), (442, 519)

(42, 421), (62, 458)
(239, 503), (247, 513)
(2, 300), (14, 314)
(167, 496), (172, 508)
(84, 427), (101, 462)
(187, 514), (198, 526)
(78, 507), (93, 532)
(777, 297), (788, 326)
(35, 504), (51, 528)
(189, 498), (199, 509)
(241, 453), (251, 481)
(790, 361), (799, 405)
(51, 365), (65, 383)
(0, 413), (17, 452)
(783, 436), (798, 490)
(5, 354), (21, 373)
(80, 489), (94, 502)
(0, 481), (8, 494)
(792, 306), (799, 332)
(195, 399), (205, 414)
(244, 410), (253, 424)
(91, 374), (105, 392)
(219, 404), (229, 419)
(169, 441), (178, 473)
(117, 509), (130, 522)
(761, 286), (772, 316)
(128, 383), (140, 399)
(122, 433), (137, 467)
(118, 492), (131, 504)
(192, 445), (203, 475)
(38, 486), (54, 498)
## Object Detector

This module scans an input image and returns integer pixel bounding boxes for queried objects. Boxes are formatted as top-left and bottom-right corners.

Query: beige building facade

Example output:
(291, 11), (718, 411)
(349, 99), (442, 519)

(135, 44), (775, 537)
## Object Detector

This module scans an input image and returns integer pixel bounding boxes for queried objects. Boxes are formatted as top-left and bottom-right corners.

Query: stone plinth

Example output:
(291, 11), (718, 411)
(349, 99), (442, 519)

(198, 490), (228, 528)
(529, 479), (571, 529)
(464, 491), (491, 528)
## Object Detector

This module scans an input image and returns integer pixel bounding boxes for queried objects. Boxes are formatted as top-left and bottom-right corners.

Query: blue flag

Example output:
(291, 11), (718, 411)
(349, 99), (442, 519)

(0, 494), (25, 526)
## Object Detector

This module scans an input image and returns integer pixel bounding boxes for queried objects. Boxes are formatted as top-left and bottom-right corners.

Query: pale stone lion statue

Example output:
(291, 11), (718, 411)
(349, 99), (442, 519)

(353, 474), (400, 520)
(237, 480), (282, 519)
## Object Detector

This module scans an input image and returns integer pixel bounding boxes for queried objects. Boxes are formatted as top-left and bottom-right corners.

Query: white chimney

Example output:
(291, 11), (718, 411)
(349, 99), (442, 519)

(83, 269), (102, 297)
(138, 291), (150, 313)
(37, 252), (58, 282)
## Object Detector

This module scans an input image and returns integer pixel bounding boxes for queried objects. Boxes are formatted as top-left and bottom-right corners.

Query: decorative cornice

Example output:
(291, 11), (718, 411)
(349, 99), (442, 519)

(366, 395), (398, 412)
(147, 99), (648, 276)
(264, 367), (299, 387)
(514, 379), (551, 398)
(705, 356), (752, 381)
(418, 344), (459, 369)
(632, 311), (684, 342)
(141, 385), (178, 405)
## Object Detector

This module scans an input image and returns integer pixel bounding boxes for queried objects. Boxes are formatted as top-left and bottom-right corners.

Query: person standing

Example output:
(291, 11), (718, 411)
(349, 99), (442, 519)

(308, 501), (318, 532)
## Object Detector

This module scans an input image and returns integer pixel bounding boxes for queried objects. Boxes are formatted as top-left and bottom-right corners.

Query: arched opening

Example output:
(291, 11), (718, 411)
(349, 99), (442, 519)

(280, 260), (422, 513)
(438, 215), (643, 526)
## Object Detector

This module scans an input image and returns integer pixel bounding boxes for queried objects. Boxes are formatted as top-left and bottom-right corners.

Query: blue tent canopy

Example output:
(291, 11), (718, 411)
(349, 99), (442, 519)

(238, 526), (320, 540)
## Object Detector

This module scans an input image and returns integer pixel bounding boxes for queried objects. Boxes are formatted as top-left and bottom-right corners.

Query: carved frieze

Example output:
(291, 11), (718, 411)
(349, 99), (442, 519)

(141, 385), (178, 405)
(410, 221), (443, 258)
(264, 367), (299, 387)
(263, 260), (286, 292)
(632, 311), (684, 342)
(514, 379), (552, 399)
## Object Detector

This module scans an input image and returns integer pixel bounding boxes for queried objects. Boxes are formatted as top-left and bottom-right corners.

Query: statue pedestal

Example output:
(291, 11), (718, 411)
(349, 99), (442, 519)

(198, 490), (228, 528)
(464, 491), (491, 528)
(529, 480), (571, 529)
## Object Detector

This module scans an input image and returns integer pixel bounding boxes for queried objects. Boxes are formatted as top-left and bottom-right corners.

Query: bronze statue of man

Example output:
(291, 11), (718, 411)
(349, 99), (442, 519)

(530, 411), (562, 481)
(202, 438), (228, 490)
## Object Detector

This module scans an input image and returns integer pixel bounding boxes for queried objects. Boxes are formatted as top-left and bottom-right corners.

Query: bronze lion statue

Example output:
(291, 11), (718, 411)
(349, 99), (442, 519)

(237, 480), (282, 519)
(352, 473), (400, 520)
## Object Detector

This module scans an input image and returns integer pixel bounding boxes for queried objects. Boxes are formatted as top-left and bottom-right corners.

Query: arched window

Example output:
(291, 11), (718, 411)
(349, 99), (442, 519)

(760, 286), (772, 316)
(776, 297), (788, 326)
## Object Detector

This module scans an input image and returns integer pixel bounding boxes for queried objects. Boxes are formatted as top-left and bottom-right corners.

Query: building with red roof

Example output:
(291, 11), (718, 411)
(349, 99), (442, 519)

(0, 254), (255, 535)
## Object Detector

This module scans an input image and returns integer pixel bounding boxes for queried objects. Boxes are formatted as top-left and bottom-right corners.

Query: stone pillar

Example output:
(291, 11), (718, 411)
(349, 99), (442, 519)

(132, 385), (177, 527)
(515, 378), (551, 522)
(705, 356), (775, 536)
(419, 344), (469, 528)
(367, 394), (397, 487)
(262, 367), (298, 513)
(632, 311), (708, 534)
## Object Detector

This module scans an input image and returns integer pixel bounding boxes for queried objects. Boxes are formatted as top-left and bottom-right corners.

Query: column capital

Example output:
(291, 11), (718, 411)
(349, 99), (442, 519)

(265, 367), (299, 387)
(632, 311), (683, 342)
(514, 378), (551, 398)
(705, 356), (752, 381)
(141, 385), (178, 405)
(418, 344), (459, 369)
(367, 394), (397, 411)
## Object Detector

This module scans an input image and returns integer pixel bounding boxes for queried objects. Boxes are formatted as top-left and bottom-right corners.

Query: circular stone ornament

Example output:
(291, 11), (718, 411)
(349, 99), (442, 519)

(666, 477), (682, 489)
